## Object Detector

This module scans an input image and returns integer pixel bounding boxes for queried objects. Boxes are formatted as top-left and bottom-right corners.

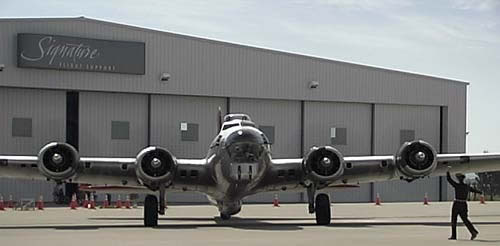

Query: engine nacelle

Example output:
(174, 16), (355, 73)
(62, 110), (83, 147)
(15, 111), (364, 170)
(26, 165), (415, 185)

(395, 140), (437, 179)
(135, 146), (177, 190)
(304, 146), (345, 182)
(38, 142), (79, 181)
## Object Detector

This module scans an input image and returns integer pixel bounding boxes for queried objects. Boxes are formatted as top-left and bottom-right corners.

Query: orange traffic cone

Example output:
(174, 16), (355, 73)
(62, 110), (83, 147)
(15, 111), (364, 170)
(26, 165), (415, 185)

(83, 194), (89, 208)
(89, 194), (96, 209)
(375, 193), (381, 206)
(116, 195), (122, 208)
(70, 193), (78, 210)
(273, 194), (280, 207)
(124, 195), (131, 209)
(103, 195), (109, 208)
(423, 193), (429, 205)
(0, 195), (5, 211)
(7, 194), (13, 208)
(480, 195), (486, 204)
(36, 195), (44, 210)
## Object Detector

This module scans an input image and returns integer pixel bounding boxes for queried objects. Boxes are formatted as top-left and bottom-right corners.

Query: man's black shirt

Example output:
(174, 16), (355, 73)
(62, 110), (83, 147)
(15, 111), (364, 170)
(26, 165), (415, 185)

(447, 172), (482, 200)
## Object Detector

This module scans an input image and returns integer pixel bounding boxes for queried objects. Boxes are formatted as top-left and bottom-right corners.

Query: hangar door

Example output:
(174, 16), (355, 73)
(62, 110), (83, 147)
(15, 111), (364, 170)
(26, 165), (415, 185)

(230, 98), (302, 203)
(0, 87), (65, 201)
(373, 104), (441, 202)
(151, 95), (227, 203)
(79, 92), (148, 157)
(304, 101), (372, 203)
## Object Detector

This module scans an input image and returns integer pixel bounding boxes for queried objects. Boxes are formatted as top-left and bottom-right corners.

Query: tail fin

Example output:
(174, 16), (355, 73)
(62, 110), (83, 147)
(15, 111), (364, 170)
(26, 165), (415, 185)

(217, 107), (223, 132)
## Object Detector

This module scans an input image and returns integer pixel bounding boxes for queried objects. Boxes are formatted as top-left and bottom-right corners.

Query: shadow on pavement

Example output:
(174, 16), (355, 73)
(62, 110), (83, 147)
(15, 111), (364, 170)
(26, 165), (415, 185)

(1, 218), (500, 232)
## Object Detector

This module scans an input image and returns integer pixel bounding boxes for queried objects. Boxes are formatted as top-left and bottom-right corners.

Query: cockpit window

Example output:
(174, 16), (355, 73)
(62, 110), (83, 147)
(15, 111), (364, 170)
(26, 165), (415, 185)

(241, 121), (256, 127)
(222, 123), (239, 130)
(224, 114), (252, 122)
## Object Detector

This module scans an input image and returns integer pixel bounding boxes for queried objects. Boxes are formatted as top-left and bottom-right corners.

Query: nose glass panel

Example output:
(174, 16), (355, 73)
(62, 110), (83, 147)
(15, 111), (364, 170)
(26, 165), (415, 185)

(227, 143), (263, 163)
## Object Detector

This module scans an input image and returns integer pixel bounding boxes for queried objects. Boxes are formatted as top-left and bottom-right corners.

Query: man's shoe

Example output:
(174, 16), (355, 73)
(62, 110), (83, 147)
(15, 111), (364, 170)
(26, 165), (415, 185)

(448, 237), (457, 240)
(471, 232), (478, 240)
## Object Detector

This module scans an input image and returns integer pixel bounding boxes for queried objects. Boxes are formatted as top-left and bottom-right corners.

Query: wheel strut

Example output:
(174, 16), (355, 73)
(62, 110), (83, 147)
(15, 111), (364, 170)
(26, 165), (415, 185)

(159, 183), (166, 215)
(307, 183), (316, 214)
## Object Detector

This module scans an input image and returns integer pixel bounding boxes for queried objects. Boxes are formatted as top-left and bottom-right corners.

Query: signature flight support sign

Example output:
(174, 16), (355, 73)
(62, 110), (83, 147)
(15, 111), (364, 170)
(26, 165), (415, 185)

(17, 33), (145, 75)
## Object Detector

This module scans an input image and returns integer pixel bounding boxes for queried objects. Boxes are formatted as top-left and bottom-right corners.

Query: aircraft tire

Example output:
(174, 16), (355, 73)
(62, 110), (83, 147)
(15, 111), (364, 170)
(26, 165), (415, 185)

(220, 213), (231, 220)
(144, 195), (158, 227)
(315, 193), (331, 225)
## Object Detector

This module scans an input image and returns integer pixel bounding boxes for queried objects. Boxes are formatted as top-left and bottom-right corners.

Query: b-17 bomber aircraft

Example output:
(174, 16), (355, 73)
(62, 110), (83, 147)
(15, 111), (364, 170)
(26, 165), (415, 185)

(1, 113), (500, 227)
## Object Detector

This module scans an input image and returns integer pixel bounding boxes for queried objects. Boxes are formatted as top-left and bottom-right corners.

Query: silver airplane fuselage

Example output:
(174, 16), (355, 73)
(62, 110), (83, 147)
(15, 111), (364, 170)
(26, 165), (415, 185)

(203, 117), (272, 216)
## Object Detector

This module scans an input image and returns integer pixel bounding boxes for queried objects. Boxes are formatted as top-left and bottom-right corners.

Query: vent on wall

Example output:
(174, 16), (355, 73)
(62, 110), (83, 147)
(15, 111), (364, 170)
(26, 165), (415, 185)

(400, 129), (415, 145)
(180, 122), (199, 142)
(111, 121), (130, 140)
(330, 127), (347, 145)
(12, 118), (32, 137)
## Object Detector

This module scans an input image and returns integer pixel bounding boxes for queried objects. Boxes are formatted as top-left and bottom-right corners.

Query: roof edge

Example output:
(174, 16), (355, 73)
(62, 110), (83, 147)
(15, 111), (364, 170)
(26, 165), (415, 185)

(0, 16), (470, 85)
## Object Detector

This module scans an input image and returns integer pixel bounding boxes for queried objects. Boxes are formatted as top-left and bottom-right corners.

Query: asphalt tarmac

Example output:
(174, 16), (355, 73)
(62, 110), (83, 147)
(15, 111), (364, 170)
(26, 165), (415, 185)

(1, 201), (500, 246)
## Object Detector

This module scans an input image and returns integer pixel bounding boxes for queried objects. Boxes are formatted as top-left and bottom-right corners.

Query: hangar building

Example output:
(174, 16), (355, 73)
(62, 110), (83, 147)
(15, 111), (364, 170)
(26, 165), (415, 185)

(0, 17), (467, 203)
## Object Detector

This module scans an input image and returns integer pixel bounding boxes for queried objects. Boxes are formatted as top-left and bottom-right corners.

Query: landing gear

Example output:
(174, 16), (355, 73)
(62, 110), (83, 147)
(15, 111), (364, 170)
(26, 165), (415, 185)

(315, 193), (331, 225)
(144, 195), (158, 227)
(220, 213), (231, 220)
(158, 184), (166, 215)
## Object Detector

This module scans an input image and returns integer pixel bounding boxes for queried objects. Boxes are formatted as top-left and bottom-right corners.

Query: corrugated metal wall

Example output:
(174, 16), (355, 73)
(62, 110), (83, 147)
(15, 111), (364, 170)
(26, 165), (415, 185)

(0, 87), (65, 201)
(79, 92), (148, 157)
(373, 104), (441, 202)
(304, 101), (372, 202)
(0, 88), (66, 154)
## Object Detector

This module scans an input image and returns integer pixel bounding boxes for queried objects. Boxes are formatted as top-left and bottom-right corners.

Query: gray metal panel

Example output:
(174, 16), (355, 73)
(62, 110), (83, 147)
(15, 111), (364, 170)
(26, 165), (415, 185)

(304, 101), (372, 156)
(230, 98), (302, 202)
(0, 18), (466, 108)
(79, 91), (148, 157)
(373, 104), (441, 202)
(0, 87), (66, 155)
(304, 101), (372, 202)
(11, 117), (33, 137)
(150, 94), (226, 159)
(0, 87), (65, 202)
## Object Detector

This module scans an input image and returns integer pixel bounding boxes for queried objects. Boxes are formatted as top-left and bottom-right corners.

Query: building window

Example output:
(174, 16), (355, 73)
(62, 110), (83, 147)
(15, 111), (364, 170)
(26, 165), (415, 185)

(181, 122), (199, 141)
(259, 125), (275, 144)
(330, 127), (347, 145)
(111, 121), (130, 140)
(400, 129), (415, 145)
(12, 118), (32, 137)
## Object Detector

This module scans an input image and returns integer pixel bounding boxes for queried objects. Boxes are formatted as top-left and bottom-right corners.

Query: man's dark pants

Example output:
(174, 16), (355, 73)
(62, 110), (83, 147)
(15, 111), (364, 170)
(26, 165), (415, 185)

(451, 201), (478, 238)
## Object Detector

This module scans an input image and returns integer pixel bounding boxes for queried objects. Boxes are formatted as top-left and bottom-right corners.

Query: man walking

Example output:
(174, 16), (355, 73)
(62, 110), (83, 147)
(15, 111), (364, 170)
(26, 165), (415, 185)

(447, 171), (482, 240)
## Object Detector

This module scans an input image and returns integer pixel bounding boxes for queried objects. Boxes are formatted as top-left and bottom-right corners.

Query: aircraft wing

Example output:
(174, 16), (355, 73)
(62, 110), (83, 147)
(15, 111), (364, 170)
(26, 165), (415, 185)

(0, 143), (213, 193)
(266, 140), (500, 191)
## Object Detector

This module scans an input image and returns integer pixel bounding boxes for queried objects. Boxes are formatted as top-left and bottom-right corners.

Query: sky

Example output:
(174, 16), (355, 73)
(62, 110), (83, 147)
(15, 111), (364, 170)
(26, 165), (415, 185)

(2, 0), (499, 153)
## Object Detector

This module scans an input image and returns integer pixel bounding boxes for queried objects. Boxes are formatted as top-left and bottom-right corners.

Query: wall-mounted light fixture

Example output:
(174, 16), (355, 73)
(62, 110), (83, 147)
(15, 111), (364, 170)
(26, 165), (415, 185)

(309, 80), (319, 89)
(160, 72), (171, 82)
(0, 64), (5, 72)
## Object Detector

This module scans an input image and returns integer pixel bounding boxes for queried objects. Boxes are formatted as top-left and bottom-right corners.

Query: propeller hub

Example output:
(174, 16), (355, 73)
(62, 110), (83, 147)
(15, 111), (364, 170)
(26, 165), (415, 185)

(151, 158), (162, 168)
(415, 151), (426, 162)
(52, 153), (63, 165)
(320, 157), (332, 167)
